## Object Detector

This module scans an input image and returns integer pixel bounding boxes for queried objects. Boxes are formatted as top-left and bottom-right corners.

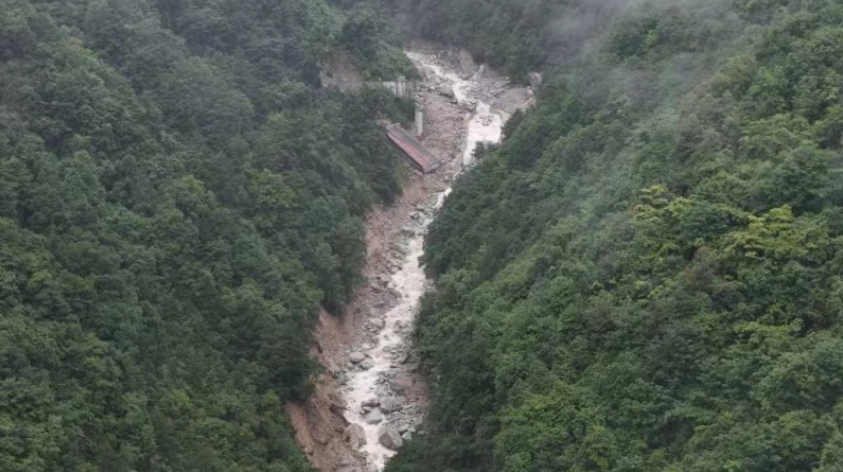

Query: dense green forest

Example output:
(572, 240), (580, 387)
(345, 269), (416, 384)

(388, 0), (843, 471)
(390, 0), (750, 79)
(389, 0), (625, 78)
(0, 0), (415, 470)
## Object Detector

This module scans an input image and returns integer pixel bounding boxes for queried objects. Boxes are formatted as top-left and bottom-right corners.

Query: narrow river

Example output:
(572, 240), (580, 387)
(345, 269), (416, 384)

(406, 52), (504, 167)
(339, 50), (508, 472)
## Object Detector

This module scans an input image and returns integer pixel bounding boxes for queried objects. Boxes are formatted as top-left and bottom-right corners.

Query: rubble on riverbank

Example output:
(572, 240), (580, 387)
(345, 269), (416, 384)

(287, 47), (515, 472)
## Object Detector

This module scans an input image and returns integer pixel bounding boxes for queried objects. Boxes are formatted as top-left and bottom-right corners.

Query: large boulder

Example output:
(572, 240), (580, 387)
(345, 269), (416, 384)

(391, 373), (415, 393)
(330, 402), (347, 417)
(364, 409), (384, 424)
(349, 352), (366, 363)
(378, 424), (403, 450)
(343, 424), (367, 450)
(380, 396), (401, 413)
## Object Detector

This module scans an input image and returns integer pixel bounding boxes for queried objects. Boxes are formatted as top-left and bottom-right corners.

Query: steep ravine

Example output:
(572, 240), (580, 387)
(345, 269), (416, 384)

(287, 48), (527, 472)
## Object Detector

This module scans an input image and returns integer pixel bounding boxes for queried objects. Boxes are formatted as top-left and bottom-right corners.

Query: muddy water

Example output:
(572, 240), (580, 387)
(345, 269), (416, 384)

(339, 51), (507, 472)
(341, 201), (437, 471)
(406, 52), (503, 167)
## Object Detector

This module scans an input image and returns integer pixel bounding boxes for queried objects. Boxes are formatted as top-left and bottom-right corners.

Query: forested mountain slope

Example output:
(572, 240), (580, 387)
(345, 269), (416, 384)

(388, 1), (843, 471)
(390, 0), (631, 78)
(0, 0), (414, 470)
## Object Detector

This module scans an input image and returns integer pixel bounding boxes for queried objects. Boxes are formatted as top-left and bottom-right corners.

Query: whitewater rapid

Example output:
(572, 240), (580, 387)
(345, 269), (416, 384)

(340, 51), (506, 472)
(406, 52), (504, 167)
(341, 206), (433, 470)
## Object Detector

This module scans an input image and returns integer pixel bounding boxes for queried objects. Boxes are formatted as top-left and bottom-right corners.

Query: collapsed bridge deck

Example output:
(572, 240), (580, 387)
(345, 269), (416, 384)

(386, 124), (441, 174)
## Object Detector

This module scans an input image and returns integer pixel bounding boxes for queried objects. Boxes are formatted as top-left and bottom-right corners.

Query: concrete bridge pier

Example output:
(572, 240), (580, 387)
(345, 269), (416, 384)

(415, 106), (424, 137)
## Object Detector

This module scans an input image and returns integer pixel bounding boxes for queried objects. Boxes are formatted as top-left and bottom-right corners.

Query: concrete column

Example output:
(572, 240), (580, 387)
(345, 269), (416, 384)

(415, 106), (424, 137)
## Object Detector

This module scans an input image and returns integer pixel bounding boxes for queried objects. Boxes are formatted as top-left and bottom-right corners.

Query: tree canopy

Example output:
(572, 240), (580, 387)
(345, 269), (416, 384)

(0, 0), (415, 470)
(387, 1), (843, 471)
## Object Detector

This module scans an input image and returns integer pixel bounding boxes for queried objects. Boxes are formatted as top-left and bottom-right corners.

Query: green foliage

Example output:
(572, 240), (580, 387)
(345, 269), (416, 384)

(388, 0), (745, 79)
(0, 0), (413, 469)
(338, 1), (419, 80)
(388, 1), (843, 471)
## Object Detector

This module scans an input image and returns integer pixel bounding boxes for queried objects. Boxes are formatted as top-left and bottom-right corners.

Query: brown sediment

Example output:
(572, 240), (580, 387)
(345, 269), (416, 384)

(287, 47), (517, 471)
(286, 84), (466, 472)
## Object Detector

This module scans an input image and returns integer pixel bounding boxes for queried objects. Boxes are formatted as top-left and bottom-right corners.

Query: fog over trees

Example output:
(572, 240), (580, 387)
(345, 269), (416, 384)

(386, 1), (843, 471)
(3, 0), (843, 471)
(0, 0), (413, 469)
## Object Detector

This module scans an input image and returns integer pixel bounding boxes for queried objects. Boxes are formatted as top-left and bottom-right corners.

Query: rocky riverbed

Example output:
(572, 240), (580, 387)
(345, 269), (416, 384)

(337, 194), (440, 470)
(335, 49), (516, 471)
(287, 48), (519, 472)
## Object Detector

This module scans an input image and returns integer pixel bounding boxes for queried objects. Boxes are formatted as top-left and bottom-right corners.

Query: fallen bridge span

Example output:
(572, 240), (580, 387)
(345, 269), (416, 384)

(386, 124), (441, 174)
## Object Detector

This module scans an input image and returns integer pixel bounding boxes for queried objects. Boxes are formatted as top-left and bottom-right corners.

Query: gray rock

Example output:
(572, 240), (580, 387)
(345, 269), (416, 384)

(329, 399), (347, 416)
(378, 425), (404, 450)
(349, 352), (366, 364)
(364, 409), (384, 424)
(391, 373), (415, 393)
(360, 360), (374, 370)
(369, 318), (386, 330)
(343, 424), (367, 450)
(362, 398), (380, 408)
(380, 396), (401, 413)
